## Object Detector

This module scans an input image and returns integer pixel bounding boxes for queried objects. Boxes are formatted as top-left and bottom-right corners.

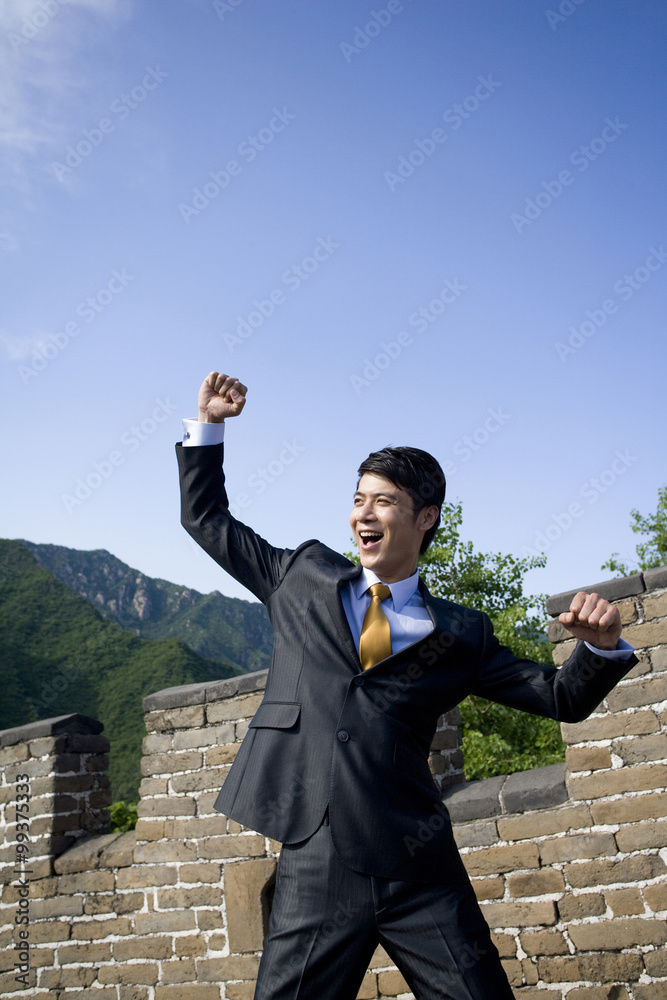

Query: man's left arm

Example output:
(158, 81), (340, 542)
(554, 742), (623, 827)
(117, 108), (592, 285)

(557, 589), (627, 651)
(472, 591), (637, 724)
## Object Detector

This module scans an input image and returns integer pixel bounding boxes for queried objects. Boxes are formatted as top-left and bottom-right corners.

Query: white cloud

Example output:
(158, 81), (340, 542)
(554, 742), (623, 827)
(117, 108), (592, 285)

(0, 0), (133, 191)
(0, 329), (54, 362)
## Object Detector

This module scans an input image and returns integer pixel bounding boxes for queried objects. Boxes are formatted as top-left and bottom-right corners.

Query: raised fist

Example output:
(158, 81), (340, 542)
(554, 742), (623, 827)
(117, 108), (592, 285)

(558, 591), (622, 651)
(198, 372), (248, 423)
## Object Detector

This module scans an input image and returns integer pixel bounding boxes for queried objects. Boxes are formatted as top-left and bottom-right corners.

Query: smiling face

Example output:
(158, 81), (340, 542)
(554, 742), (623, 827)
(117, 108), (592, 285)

(349, 473), (439, 583)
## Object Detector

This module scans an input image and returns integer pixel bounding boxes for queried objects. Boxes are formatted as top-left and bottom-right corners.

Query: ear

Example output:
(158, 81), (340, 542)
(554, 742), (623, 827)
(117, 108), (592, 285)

(418, 505), (439, 531)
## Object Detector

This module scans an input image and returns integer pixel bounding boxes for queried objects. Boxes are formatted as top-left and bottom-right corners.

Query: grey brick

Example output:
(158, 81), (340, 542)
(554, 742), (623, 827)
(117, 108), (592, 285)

(441, 776), (506, 822)
(453, 820), (498, 849)
(643, 565), (667, 590)
(501, 764), (567, 813)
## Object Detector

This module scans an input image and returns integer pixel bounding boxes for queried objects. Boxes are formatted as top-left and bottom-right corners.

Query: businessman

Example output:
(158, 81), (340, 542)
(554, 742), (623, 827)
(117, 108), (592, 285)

(177, 372), (636, 1000)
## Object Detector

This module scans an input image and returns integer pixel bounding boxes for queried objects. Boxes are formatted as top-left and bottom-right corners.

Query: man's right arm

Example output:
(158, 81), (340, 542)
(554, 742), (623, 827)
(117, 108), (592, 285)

(177, 372), (291, 604)
(182, 372), (246, 447)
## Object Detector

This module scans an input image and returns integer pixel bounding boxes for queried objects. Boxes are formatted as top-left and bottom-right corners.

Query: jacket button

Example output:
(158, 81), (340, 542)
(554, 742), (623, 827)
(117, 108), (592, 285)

(354, 676), (365, 686)
(337, 730), (350, 742)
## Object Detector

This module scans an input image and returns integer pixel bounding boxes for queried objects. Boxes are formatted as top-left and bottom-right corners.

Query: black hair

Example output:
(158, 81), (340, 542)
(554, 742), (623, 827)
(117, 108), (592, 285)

(356, 446), (446, 554)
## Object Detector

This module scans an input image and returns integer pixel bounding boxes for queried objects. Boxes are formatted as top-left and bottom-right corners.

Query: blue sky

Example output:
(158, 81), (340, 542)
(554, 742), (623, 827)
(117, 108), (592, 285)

(2, 0), (665, 605)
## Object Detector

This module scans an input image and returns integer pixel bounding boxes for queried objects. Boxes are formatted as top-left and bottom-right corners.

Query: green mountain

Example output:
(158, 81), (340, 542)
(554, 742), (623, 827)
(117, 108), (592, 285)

(21, 540), (273, 674)
(0, 540), (242, 802)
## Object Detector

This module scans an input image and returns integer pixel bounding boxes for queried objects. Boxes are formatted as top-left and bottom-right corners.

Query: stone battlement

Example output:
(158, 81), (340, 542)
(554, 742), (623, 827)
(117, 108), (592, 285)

(1, 568), (666, 999)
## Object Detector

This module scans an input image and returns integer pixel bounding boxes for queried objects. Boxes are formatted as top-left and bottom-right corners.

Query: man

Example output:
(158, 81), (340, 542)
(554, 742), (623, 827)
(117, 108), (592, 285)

(177, 371), (636, 1000)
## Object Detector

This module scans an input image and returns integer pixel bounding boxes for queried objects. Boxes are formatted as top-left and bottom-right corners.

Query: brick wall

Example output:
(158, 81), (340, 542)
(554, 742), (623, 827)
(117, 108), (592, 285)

(1, 567), (666, 999)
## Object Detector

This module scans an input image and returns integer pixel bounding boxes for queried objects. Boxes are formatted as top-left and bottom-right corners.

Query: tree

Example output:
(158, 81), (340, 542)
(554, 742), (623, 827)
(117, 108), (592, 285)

(347, 500), (565, 780)
(418, 501), (550, 664)
(602, 486), (667, 577)
(419, 502), (563, 779)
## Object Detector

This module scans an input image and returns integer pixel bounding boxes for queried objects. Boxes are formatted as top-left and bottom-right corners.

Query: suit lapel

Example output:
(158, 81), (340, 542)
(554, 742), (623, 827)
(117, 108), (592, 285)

(327, 567), (458, 675)
(419, 577), (448, 631)
(366, 577), (455, 672)
(331, 563), (364, 669)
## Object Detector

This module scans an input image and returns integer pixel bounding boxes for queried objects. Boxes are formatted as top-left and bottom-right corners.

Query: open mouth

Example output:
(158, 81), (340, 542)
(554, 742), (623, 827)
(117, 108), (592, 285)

(358, 530), (384, 550)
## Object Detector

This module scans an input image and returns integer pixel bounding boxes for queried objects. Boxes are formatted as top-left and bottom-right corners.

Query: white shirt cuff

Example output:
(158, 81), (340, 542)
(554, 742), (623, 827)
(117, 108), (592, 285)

(584, 637), (635, 659)
(182, 418), (226, 447)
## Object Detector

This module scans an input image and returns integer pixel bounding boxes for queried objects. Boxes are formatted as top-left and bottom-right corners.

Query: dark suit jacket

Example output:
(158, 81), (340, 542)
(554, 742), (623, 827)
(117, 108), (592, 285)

(177, 441), (637, 883)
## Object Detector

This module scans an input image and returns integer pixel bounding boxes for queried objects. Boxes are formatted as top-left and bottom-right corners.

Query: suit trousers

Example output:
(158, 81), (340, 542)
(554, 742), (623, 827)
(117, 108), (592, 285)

(253, 814), (514, 1000)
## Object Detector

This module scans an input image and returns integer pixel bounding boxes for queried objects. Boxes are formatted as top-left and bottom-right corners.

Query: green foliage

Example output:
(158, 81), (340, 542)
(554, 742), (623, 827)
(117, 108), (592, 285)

(0, 540), (241, 802)
(419, 501), (551, 665)
(459, 697), (566, 781)
(419, 502), (562, 780)
(602, 485), (667, 577)
(109, 800), (138, 833)
(347, 499), (564, 779)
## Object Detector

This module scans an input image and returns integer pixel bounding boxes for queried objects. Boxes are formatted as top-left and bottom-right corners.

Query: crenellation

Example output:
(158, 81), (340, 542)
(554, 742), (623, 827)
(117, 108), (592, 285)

(1, 566), (666, 999)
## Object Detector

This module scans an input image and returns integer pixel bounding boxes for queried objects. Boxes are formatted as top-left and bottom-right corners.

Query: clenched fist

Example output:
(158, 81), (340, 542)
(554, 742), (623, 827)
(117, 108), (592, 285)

(558, 591), (622, 651)
(198, 372), (247, 423)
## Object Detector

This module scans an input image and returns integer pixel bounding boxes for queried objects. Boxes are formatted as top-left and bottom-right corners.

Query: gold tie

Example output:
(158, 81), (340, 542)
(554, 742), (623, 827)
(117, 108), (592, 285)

(359, 584), (392, 670)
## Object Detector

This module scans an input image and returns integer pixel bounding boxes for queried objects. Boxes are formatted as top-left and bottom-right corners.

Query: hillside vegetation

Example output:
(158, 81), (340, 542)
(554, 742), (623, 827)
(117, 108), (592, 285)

(0, 540), (241, 801)
(22, 540), (272, 674)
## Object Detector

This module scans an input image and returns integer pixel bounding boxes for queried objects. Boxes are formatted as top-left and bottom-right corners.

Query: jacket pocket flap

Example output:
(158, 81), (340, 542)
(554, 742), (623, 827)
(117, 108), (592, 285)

(249, 701), (301, 730)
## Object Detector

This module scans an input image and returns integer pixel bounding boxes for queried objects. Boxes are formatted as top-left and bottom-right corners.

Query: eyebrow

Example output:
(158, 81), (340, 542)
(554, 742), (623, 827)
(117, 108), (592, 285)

(353, 489), (400, 501)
